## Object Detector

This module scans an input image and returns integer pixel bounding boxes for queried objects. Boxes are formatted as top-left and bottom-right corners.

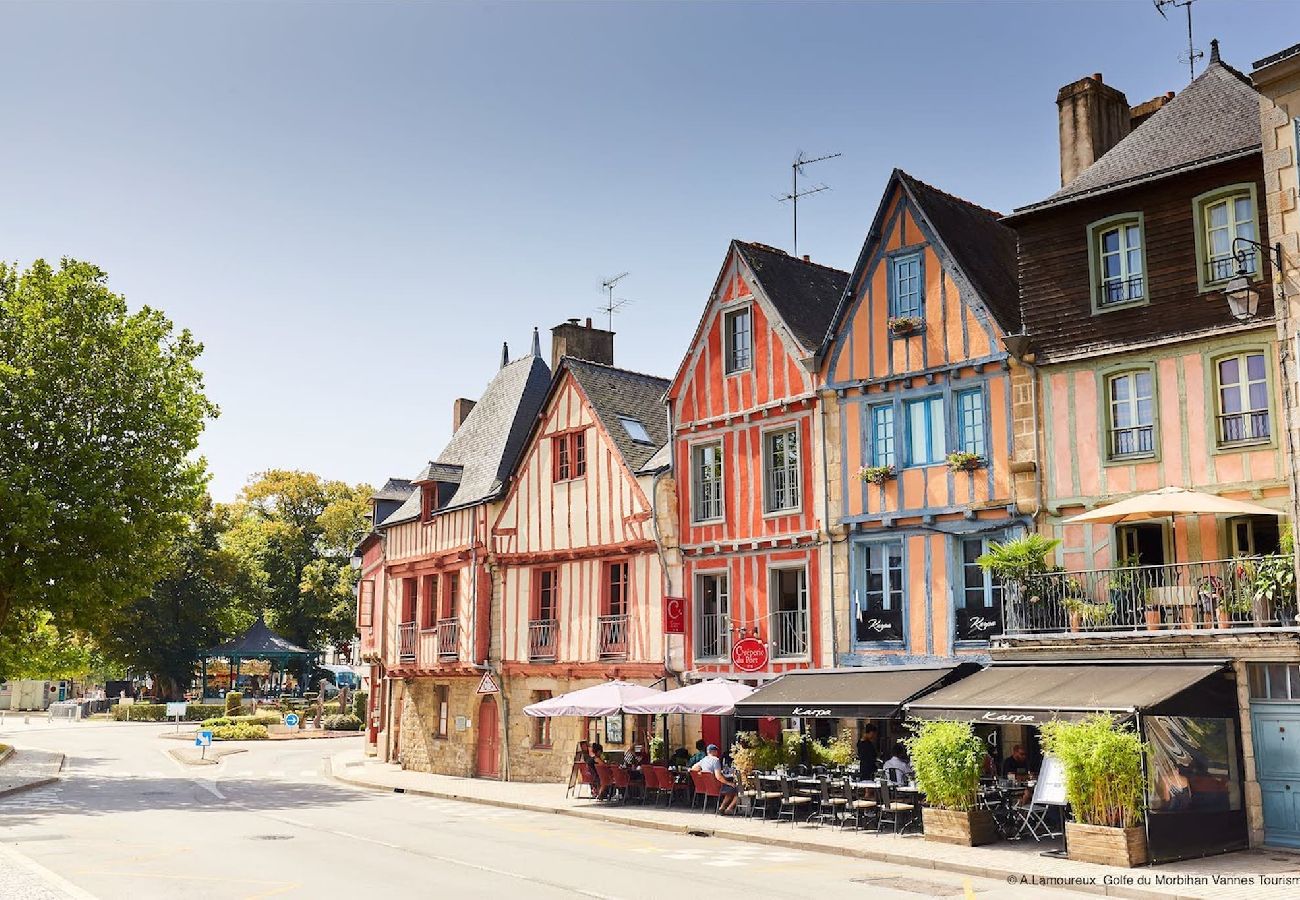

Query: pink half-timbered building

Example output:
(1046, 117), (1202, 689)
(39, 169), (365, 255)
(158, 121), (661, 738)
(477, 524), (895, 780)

(666, 242), (849, 743)
(492, 334), (672, 780)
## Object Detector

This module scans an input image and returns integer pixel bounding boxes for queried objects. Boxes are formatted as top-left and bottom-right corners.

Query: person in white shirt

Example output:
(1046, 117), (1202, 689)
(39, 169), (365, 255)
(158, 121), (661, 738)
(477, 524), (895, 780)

(690, 743), (739, 814)
(881, 742), (915, 784)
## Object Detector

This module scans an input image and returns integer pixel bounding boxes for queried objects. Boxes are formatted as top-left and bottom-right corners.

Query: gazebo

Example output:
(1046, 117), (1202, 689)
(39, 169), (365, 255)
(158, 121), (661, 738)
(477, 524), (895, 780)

(199, 616), (319, 700)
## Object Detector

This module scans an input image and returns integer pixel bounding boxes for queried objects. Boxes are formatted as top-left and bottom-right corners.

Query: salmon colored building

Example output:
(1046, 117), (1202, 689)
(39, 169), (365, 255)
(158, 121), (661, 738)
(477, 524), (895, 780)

(666, 241), (849, 732)
(820, 170), (1029, 664)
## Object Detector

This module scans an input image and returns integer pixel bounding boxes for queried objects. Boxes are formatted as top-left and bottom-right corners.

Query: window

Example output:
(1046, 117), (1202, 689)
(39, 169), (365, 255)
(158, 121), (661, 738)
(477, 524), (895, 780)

(421, 574), (437, 629)
(691, 441), (724, 522)
(888, 253), (923, 319)
(420, 483), (439, 522)
(770, 567), (808, 658)
(552, 431), (587, 481)
(1088, 215), (1145, 309)
(532, 692), (553, 747)
(441, 571), (459, 619)
(723, 307), (752, 374)
(533, 568), (558, 620)
(1216, 352), (1270, 445)
(358, 580), (374, 628)
(870, 404), (896, 467)
(959, 537), (1002, 611)
(1195, 185), (1259, 288)
(854, 541), (904, 644)
(1248, 662), (1300, 700)
(604, 561), (629, 618)
(435, 685), (449, 738)
(904, 396), (945, 466)
(763, 427), (800, 512)
(694, 572), (730, 660)
(1229, 515), (1281, 557)
(401, 578), (417, 624)
(1106, 369), (1155, 458)
(618, 416), (653, 444)
(955, 389), (986, 457)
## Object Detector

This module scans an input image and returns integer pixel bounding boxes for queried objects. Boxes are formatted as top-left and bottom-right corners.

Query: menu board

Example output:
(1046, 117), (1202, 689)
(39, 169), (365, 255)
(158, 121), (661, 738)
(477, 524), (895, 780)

(1035, 754), (1067, 806)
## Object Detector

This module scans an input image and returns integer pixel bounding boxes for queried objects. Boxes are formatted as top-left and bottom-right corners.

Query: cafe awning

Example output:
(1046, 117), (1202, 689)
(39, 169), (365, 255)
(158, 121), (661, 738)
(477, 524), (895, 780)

(906, 661), (1226, 726)
(732, 663), (979, 719)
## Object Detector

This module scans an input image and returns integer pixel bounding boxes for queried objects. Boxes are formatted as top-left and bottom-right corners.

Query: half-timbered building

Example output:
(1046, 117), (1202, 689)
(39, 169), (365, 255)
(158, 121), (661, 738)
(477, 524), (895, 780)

(820, 169), (1028, 665)
(492, 335), (671, 781)
(666, 242), (848, 729)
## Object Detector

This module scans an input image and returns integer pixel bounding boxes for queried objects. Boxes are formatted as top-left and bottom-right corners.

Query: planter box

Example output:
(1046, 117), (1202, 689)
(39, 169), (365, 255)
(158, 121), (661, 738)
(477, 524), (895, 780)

(1065, 822), (1148, 867)
(922, 807), (999, 847)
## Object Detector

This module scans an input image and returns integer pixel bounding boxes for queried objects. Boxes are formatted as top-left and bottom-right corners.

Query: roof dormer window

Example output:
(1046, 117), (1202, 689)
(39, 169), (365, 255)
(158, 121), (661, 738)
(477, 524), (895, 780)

(618, 416), (653, 445)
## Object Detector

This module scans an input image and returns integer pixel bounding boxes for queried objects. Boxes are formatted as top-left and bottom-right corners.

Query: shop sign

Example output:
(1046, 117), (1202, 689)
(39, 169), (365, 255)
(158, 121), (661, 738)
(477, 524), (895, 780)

(664, 596), (685, 634)
(853, 607), (903, 643)
(956, 606), (1002, 642)
(978, 710), (1039, 725)
(731, 637), (768, 672)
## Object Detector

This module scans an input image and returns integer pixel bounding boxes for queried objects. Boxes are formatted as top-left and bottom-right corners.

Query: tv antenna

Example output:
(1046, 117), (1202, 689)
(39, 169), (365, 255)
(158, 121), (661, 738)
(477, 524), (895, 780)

(1154, 0), (1203, 82)
(599, 272), (631, 331)
(777, 150), (841, 258)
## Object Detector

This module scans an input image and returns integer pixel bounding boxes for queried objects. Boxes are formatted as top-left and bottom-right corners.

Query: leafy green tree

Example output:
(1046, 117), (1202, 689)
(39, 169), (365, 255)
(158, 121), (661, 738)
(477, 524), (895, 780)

(97, 501), (254, 700)
(0, 259), (217, 647)
(0, 609), (100, 682)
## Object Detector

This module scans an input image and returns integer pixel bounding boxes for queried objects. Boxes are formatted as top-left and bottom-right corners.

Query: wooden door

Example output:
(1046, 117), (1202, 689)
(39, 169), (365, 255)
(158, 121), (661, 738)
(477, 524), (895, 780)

(476, 695), (500, 778)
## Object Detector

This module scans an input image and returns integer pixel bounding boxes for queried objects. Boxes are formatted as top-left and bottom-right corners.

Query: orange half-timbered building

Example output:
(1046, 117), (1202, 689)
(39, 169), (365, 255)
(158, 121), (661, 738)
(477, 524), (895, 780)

(667, 242), (849, 711)
(492, 347), (671, 781)
(820, 170), (1029, 664)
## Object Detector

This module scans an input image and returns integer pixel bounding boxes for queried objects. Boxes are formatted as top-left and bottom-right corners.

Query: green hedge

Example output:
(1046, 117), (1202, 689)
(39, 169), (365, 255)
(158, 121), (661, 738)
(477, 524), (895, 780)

(111, 703), (225, 722)
(210, 722), (269, 741)
(353, 691), (367, 721)
(200, 713), (282, 728)
(322, 714), (363, 732)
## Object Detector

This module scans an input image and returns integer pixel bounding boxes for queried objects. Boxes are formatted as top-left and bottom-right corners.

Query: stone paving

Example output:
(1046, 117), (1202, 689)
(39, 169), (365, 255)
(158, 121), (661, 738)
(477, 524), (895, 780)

(0, 748), (64, 798)
(329, 749), (1300, 900)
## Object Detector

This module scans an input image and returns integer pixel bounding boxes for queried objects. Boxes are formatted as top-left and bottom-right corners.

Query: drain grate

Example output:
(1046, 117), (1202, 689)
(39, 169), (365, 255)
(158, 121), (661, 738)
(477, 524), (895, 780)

(850, 876), (967, 896)
(686, 830), (711, 838)
(249, 834), (294, 841)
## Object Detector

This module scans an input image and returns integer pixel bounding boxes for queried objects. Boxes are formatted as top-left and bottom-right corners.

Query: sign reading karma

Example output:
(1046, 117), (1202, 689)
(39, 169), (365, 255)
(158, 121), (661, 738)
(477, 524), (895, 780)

(731, 636), (769, 672)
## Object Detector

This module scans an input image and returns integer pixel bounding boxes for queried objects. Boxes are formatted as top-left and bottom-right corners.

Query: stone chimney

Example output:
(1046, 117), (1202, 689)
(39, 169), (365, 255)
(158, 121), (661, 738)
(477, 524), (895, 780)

(452, 398), (476, 433)
(551, 317), (614, 369)
(1056, 72), (1132, 186)
(1129, 91), (1175, 130)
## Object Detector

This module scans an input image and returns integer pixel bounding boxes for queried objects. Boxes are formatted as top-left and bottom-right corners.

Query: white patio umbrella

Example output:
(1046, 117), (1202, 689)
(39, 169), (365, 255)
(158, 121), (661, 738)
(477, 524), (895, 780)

(522, 680), (661, 717)
(622, 678), (755, 716)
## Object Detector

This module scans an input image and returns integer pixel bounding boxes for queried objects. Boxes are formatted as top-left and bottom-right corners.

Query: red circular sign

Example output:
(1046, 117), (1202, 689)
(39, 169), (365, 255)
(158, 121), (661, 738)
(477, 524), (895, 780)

(731, 637), (769, 672)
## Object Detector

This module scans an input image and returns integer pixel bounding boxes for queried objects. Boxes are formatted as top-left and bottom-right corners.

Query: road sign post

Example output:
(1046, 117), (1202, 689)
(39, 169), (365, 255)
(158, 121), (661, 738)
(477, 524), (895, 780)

(165, 701), (187, 733)
(195, 729), (212, 761)
(285, 712), (300, 729)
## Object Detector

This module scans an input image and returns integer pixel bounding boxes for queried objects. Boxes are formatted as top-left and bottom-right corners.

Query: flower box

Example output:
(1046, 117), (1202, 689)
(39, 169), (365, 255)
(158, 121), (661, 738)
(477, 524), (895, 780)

(1065, 822), (1149, 867)
(858, 465), (896, 485)
(922, 807), (999, 847)
(887, 316), (924, 337)
(946, 451), (985, 472)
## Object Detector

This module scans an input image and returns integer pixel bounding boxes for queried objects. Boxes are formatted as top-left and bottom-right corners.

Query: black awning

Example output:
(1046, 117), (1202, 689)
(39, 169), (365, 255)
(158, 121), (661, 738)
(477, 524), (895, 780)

(906, 662), (1226, 726)
(732, 663), (977, 719)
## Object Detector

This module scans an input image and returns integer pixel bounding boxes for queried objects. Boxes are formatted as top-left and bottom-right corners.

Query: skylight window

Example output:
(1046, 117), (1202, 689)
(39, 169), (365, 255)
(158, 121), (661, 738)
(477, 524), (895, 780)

(618, 416), (653, 444)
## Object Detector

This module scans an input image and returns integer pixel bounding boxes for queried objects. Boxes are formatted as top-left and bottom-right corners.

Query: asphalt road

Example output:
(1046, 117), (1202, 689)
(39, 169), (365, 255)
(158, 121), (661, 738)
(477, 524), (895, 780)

(0, 720), (1074, 899)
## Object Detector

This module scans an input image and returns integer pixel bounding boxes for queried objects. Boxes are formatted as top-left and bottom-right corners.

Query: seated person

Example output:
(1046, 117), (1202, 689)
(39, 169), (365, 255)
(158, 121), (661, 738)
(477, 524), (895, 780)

(881, 743), (915, 784)
(669, 746), (690, 767)
(691, 743), (739, 814)
(1001, 744), (1031, 779)
(687, 739), (708, 766)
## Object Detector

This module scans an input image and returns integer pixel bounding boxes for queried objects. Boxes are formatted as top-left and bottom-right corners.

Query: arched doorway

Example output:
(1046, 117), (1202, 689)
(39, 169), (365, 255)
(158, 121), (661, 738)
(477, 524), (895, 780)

(476, 695), (500, 778)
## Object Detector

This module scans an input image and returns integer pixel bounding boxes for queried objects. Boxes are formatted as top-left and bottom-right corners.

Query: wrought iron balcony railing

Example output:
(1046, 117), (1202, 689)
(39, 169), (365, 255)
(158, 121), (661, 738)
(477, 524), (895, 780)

(398, 621), (416, 661)
(528, 618), (558, 661)
(695, 612), (730, 661)
(771, 608), (808, 658)
(598, 614), (628, 659)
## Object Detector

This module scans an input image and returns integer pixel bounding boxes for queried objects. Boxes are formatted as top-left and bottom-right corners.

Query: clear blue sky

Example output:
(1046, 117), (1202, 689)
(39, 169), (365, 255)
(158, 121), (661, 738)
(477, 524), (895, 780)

(2, 1), (1288, 500)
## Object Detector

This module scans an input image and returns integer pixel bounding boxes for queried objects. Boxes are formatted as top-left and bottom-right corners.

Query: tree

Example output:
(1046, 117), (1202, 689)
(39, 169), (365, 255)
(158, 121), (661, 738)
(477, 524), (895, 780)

(0, 259), (217, 645)
(97, 501), (254, 700)
(221, 471), (371, 652)
(0, 609), (102, 682)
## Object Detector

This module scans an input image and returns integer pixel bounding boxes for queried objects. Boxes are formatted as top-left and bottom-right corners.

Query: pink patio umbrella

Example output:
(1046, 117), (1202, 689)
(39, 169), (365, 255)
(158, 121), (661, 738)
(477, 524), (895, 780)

(622, 678), (755, 716)
(522, 680), (661, 717)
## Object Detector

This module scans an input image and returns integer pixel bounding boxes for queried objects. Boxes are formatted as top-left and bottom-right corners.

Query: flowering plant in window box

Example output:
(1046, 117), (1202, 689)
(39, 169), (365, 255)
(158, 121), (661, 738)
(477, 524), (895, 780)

(946, 451), (985, 472)
(887, 316), (924, 337)
(857, 464), (896, 485)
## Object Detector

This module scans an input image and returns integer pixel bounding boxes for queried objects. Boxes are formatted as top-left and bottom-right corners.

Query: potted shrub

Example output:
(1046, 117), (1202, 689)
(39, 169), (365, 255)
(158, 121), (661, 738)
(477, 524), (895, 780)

(858, 464), (896, 485)
(946, 451), (984, 473)
(1107, 554), (1153, 627)
(887, 315), (924, 337)
(1039, 715), (1148, 867)
(976, 534), (1061, 599)
(905, 720), (998, 846)
(1062, 591), (1112, 632)
(1251, 549), (1298, 624)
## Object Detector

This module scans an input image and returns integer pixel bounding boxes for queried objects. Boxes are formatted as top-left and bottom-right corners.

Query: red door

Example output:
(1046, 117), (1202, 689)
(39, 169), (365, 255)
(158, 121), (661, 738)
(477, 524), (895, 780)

(476, 696), (500, 778)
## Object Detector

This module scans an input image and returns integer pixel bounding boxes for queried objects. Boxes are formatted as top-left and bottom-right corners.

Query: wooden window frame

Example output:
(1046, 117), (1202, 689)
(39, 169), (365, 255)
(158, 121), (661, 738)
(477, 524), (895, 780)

(420, 483), (440, 523)
(603, 560), (630, 618)
(903, 395), (945, 467)
(887, 251), (924, 320)
(532, 691), (553, 748)
(1192, 183), (1262, 293)
(358, 579), (375, 628)
(420, 574), (438, 630)
(532, 567), (559, 620)
(401, 577), (418, 624)
(692, 570), (730, 662)
(441, 570), (460, 620)
(869, 403), (895, 467)
(435, 685), (449, 739)
(723, 306), (752, 375)
(552, 430), (587, 482)
(1103, 367), (1158, 462)
(1213, 349), (1273, 448)
(954, 388), (986, 458)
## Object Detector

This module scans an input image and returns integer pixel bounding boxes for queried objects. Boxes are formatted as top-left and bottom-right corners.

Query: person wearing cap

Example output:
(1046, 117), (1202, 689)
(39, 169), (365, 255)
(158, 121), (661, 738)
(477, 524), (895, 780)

(691, 743), (739, 814)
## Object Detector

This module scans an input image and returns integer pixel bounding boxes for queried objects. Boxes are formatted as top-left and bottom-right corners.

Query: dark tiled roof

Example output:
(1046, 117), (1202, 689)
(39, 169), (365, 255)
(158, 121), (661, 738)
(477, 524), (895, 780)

(898, 171), (1021, 334)
(1015, 59), (1261, 215)
(733, 242), (849, 352)
(388, 351), (551, 524)
(562, 357), (670, 472)
(412, 462), (463, 484)
(206, 616), (313, 657)
(371, 478), (413, 501)
(1254, 42), (1300, 71)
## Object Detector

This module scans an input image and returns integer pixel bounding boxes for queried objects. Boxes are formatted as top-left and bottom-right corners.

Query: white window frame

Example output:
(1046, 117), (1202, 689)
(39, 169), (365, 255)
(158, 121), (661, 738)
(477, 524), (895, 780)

(723, 306), (752, 375)
(690, 440), (725, 523)
(1215, 351), (1271, 446)
(693, 571), (730, 662)
(1106, 369), (1156, 459)
(768, 564), (809, 660)
(762, 426), (800, 514)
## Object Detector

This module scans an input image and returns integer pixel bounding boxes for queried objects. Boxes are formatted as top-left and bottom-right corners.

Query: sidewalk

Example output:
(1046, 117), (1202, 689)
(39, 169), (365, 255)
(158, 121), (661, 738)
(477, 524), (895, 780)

(0, 749), (65, 798)
(328, 749), (1300, 900)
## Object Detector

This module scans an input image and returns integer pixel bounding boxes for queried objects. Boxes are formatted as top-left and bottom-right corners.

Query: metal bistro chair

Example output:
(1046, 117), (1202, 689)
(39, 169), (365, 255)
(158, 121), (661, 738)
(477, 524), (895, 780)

(645, 766), (670, 805)
(842, 776), (879, 831)
(665, 768), (692, 807)
(1010, 778), (1063, 842)
(811, 777), (848, 828)
(749, 775), (784, 821)
(777, 775), (812, 826)
(876, 780), (917, 834)
(594, 763), (616, 802)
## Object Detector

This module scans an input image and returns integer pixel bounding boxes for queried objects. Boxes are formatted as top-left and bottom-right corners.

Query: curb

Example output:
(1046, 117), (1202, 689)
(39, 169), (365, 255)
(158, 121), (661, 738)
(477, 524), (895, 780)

(0, 746), (14, 766)
(325, 756), (1199, 900)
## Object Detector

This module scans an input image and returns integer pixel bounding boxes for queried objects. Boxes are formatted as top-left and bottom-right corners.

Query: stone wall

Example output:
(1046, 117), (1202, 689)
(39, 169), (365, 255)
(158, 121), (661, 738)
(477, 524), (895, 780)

(395, 676), (482, 777)
(1009, 360), (1040, 515)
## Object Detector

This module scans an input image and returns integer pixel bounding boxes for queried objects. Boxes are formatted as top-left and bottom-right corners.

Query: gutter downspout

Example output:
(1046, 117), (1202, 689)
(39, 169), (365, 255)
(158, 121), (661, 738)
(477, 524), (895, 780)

(475, 508), (511, 782)
(816, 373), (840, 666)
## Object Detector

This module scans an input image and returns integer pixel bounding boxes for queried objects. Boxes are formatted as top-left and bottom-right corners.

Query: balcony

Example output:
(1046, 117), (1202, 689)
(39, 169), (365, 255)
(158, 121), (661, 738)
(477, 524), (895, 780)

(437, 618), (459, 660)
(1207, 250), (1254, 285)
(1109, 424), (1154, 459)
(1218, 410), (1270, 445)
(771, 608), (808, 658)
(1005, 557), (1297, 636)
(695, 612), (730, 661)
(1098, 274), (1144, 307)
(398, 622), (416, 662)
(528, 619), (558, 661)
(598, 614), (627, 659)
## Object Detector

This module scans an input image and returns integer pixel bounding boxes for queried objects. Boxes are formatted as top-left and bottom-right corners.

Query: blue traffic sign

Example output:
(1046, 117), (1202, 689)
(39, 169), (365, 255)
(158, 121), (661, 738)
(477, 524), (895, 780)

(195, 730), (212, 747)
(285, 713), (300, 728)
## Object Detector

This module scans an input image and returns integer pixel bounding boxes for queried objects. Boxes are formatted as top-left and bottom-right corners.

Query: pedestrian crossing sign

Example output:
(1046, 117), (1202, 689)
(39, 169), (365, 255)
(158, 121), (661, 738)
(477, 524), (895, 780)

(476, 672), (499, 694)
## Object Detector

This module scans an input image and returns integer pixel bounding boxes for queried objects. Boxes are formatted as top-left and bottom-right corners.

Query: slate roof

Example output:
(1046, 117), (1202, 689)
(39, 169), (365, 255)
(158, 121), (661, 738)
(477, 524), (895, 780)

(899, 171), (1021, 333)
(733, 242), (849, 352)
(371, 478), (413, 502)
(412, 462), (463, 484)
(637, 442), (672, 475)
(206, 616), (315, 658)
(563, 358), (670, 472)
(386, 349), (552, 525)
(1013, 56), (1261, 216)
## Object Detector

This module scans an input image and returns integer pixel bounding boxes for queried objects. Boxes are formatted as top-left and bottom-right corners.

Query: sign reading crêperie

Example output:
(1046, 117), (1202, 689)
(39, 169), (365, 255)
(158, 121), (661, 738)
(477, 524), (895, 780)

(663, 597), (685, 635)
(731, 637), (768, 672)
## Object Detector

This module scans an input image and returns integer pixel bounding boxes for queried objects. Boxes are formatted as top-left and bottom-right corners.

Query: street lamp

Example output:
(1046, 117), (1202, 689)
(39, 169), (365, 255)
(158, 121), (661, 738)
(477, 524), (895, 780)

(1224, 237), (1283, 322)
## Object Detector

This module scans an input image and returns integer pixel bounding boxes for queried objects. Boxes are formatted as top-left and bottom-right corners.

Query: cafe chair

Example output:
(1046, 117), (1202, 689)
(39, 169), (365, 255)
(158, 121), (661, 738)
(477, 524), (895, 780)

(610, 765), (637, 804)
(594, 763), (616, 802)
(689, 770), (722, 814)
(876, 781), (916, 834)
(777, 775), (812, 826)
(749, 775), (783, 820)
(811, 778), (848, 828)
(842, 777), (878, 831)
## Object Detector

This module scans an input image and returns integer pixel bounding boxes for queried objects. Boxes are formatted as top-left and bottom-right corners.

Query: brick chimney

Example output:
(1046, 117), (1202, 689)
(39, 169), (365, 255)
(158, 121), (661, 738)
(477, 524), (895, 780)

(1056, 72), (1132, 186)
(1129, 91), (1175, 130)
(452, 398), (476, 433)
(551, 317), (614, 369)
